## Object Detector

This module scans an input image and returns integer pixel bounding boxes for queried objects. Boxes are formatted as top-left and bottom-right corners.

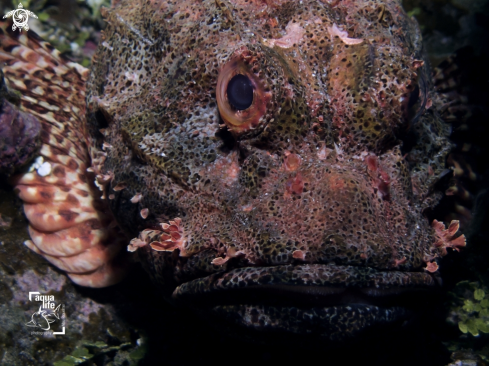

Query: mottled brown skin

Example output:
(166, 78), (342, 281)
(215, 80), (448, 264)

(0, 0), (459, 340)
(81, 0), (459, 339)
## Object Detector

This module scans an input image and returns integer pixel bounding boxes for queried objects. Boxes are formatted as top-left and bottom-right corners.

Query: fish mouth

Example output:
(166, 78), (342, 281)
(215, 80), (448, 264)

(172, 264), (439, 340)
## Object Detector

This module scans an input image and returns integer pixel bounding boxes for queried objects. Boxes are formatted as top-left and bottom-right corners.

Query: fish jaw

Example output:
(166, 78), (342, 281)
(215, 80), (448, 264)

(171, 264), (438, 340)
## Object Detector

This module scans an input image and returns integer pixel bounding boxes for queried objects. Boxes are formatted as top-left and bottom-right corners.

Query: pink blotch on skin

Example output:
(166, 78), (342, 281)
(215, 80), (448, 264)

(268, 17), (278, 28)
(292, 250), (306, 260)
(224, 160), (240, 185)
(284, 153), (301, 172)
(266, 22), (305, 48)
(286, 172), (305, 195)
(365, 154), (390, 200)
(317, 145), (332, 160)
(204, 153), (240, 187)
(365, 155), (378, 172)
(393, 257), (407, 267)
(329, 176), (345, 191)
(376, 178), (390, 201)
(379, 169), (390, 184)
(327, 24), (363, 45)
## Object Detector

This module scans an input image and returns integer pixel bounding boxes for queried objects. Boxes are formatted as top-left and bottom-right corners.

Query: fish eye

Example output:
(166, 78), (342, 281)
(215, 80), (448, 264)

(227, 74), (254, 110)
(216, 54), (271, 138)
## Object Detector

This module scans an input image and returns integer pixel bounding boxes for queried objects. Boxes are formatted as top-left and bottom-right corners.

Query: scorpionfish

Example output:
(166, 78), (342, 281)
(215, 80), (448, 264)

(0, 0), (466, 340)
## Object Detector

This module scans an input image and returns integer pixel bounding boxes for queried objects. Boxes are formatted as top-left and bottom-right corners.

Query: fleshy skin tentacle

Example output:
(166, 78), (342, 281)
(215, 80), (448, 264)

(0, 22), (128, 287)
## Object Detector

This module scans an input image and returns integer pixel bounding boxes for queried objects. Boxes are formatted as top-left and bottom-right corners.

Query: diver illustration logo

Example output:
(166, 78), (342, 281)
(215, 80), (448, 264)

(3, 3), (38, 32)
(25, 292), (66, 335)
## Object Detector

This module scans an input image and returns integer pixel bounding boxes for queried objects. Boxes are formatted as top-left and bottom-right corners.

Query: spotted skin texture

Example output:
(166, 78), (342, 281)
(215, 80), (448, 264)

(0, 0), (464, 339)
(80, 0), (464, 338)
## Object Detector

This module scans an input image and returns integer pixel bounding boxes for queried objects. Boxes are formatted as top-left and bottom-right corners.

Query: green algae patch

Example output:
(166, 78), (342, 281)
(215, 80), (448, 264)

(129, 342), (148, 363)
(448, 281), (489, 337)
(53, 347), (93, 366)
(53, 342), (135, 366)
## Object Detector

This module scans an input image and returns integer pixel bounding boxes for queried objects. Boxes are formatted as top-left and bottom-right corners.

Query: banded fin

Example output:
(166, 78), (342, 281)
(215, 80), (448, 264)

(0, 21), (128, 287)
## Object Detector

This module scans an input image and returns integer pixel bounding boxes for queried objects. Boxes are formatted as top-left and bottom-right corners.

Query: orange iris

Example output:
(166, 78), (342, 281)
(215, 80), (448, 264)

(216, 48), (272, 138)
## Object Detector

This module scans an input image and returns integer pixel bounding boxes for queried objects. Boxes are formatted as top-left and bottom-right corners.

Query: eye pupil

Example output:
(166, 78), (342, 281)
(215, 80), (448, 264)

(227, 74), (254, 110)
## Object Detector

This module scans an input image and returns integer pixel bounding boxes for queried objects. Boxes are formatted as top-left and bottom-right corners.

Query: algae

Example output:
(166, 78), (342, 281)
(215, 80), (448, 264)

(448, 281), (489, 337)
